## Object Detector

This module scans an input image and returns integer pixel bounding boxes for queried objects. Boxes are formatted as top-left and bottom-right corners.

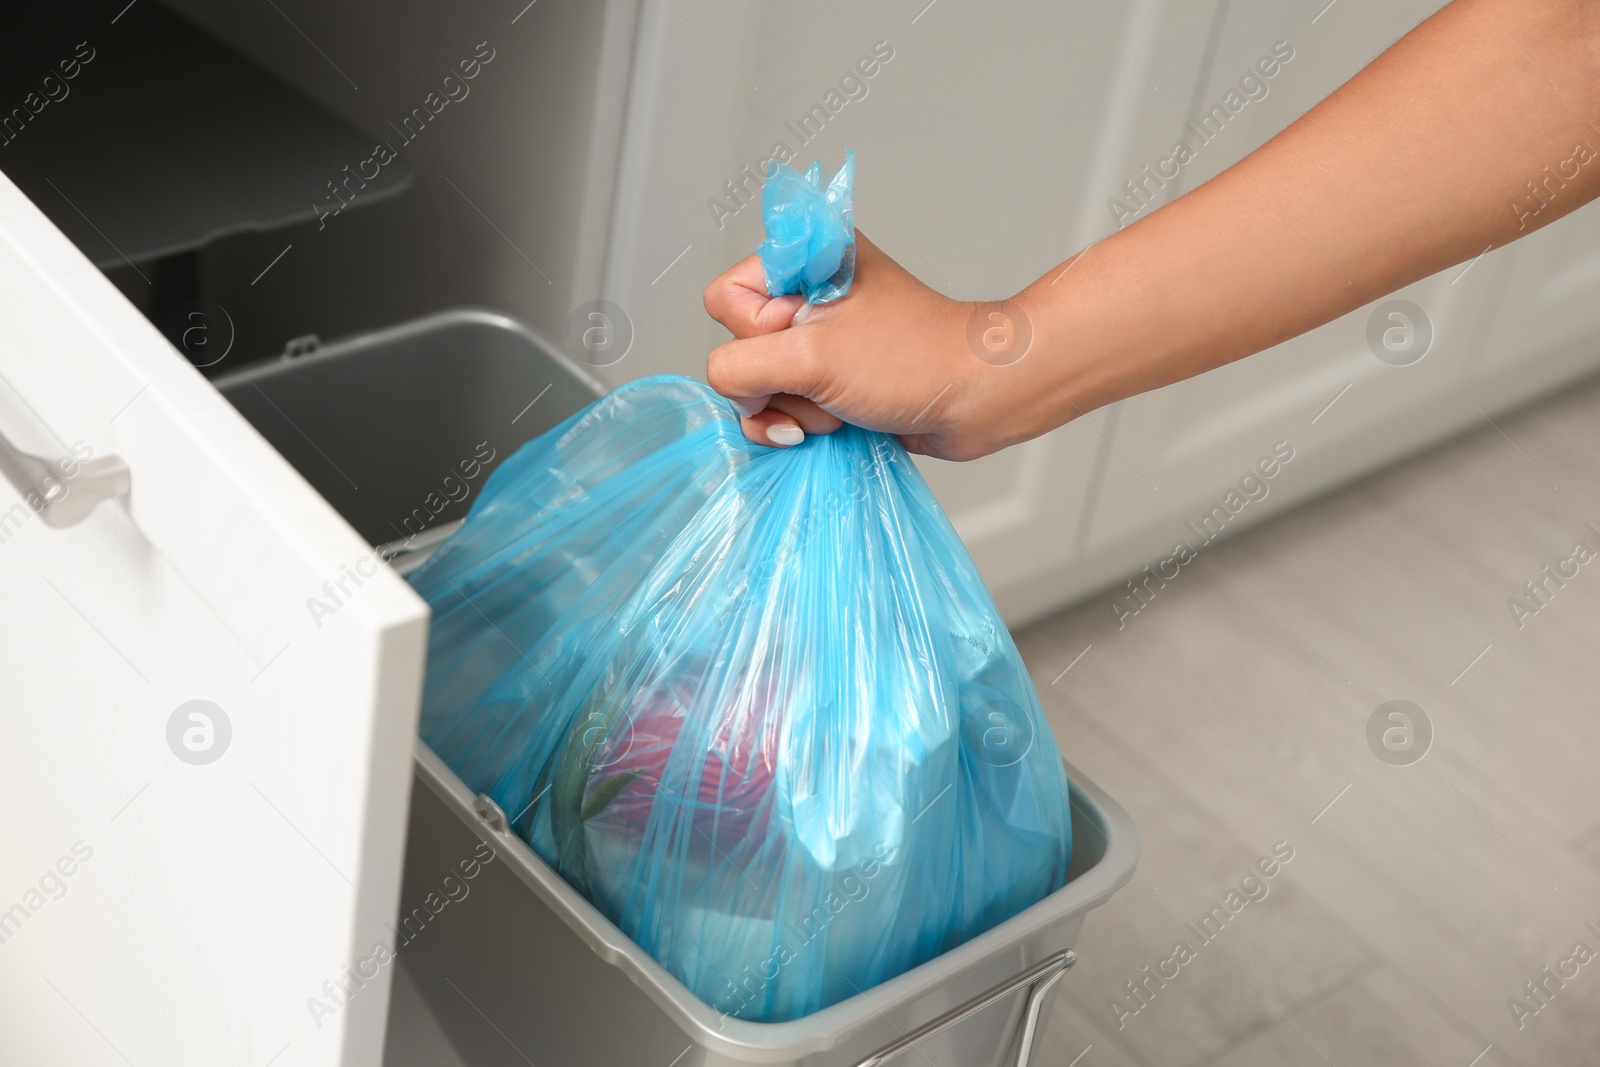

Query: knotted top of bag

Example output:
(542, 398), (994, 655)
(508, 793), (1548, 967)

(756, 148), (856, 305)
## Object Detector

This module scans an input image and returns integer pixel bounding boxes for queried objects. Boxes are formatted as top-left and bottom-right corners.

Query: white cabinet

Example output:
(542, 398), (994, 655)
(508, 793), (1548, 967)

(0, 172), (427, 1067)
(1159, 0), (1453, 198)
(1464, 197), (1600, 403)
(1075, 0), (1553, 620)
(1082, 271), (1499, 610)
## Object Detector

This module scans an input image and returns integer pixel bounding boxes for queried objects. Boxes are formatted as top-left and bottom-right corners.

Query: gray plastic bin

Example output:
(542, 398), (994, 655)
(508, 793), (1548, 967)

(214, 309), (1140, 1067)
(401, 746), (1135, 1067)
(216, 309), (608, 547)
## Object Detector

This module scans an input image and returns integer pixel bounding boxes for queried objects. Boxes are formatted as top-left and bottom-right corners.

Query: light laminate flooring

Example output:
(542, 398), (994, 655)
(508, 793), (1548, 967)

(1025, 372), (1600, 1067)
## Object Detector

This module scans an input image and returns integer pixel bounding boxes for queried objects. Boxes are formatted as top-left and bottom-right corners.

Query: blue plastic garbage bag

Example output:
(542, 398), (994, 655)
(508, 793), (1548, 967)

(406, 152), (1071, 1023)
(408, 394), (1074, 1020)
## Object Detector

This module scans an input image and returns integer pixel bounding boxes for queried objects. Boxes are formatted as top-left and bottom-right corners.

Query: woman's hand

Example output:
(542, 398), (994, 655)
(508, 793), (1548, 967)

(703, 232), (1020, 461)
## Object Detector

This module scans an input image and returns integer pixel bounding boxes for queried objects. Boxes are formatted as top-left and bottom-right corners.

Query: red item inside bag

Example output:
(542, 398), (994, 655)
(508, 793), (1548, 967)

(586, 677), (778, 849)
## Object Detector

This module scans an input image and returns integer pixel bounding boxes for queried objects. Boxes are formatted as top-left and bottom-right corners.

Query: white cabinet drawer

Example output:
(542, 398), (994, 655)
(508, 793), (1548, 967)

(0, 169), (428, 1067)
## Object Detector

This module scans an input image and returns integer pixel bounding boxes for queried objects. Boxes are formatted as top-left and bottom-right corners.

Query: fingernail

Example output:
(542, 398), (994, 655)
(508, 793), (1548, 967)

(791, 303), (812, 326)
(768, 424), (805, 447)
(730, 400), (754, 418)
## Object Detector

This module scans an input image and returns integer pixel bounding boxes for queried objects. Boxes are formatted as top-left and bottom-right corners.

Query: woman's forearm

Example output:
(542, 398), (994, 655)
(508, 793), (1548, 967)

(1020, 0), (1600, 430)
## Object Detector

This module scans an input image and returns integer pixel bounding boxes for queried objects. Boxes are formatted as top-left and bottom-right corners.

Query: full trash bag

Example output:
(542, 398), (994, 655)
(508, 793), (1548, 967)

(407, 152), (1072, 1023)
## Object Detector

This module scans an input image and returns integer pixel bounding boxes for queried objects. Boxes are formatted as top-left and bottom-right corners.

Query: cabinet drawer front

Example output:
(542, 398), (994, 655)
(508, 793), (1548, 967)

(0, 171), (426, 1067)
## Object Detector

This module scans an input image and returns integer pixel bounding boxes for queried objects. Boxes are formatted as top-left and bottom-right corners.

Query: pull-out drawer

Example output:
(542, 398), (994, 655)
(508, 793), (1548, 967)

(0, 169), (426, 1067)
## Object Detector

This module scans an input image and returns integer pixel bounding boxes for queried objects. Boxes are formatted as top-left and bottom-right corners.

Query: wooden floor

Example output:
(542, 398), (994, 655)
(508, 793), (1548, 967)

(1022, 373), (1600, 1067)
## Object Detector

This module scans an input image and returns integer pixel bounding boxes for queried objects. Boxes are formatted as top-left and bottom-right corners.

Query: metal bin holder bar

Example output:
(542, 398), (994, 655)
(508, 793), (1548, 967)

(849, 949), (1075, 1067)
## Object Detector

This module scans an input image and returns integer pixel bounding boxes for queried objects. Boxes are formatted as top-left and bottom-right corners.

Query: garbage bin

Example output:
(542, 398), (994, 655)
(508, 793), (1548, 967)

(215, 309), (1140, 1067)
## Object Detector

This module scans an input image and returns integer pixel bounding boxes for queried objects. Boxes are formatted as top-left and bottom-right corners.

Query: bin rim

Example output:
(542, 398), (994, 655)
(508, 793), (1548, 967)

(212, 305), (613, 402)
(412, 741), (1139, 1060)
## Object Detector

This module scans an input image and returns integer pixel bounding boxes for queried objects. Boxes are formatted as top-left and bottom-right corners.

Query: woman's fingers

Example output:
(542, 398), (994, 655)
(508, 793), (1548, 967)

(705, 228), (1016, 459)
(703, 255), (805, 340)
(765, 394), (842, 435)
(732, 395), (844, 444)
(740, 395), (842, 448)
(706, 239), (895, 446)
(741, 408), (804, 447)
(707, 328), (819, 413)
